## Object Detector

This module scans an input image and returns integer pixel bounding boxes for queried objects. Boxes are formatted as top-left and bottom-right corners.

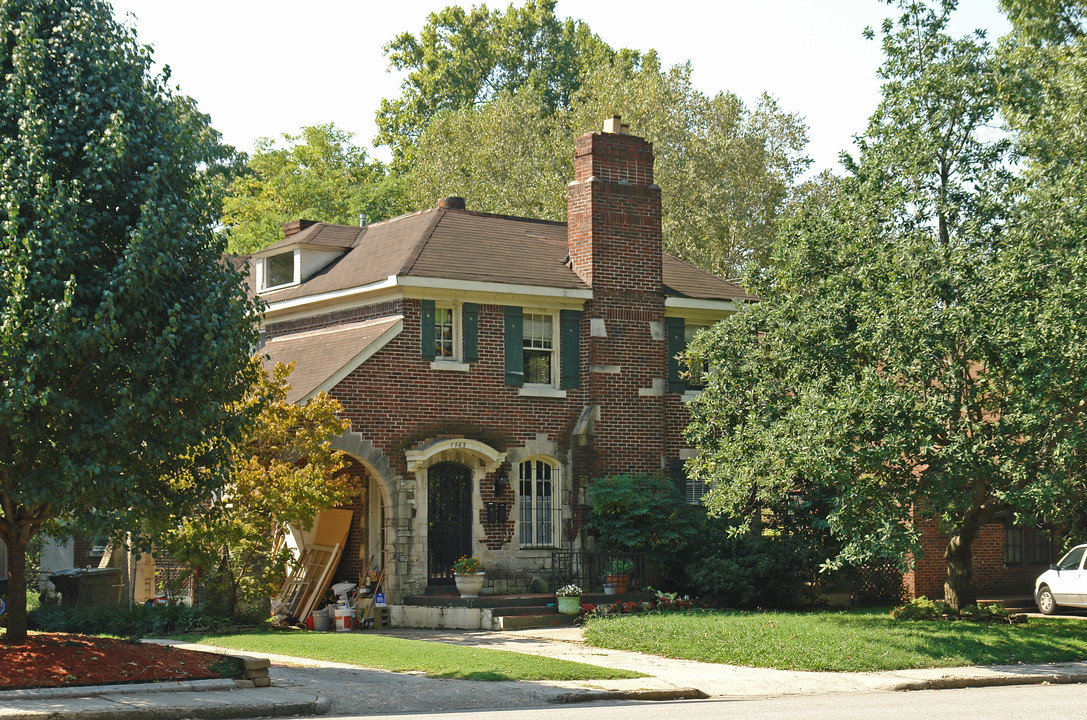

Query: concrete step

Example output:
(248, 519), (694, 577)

(496, 612), (578, 630)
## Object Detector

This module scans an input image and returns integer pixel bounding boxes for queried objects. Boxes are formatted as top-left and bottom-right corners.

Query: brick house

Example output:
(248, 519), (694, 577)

(251, 118), (753, 603)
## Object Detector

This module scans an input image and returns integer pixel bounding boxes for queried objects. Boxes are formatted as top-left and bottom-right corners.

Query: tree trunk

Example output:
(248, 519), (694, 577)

(5, 534), (30, 642)
(944, 526), (978, 611)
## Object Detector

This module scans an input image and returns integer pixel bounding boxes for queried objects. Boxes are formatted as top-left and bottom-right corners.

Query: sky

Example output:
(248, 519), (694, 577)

(108, 0), (1011, 175)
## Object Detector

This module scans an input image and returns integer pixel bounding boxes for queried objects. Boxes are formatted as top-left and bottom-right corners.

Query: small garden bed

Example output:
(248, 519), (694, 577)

(0, 632), (240, 690)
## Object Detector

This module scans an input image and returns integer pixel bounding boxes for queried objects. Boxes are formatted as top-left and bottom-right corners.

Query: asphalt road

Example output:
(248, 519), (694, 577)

(307, 682), (1087, 720)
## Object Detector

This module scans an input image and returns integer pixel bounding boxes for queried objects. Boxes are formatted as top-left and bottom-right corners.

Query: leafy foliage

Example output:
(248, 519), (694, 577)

(222, 124), (407, 253)
(0, 0), (261, 641)
(406, 51), (808, 279)
(586, 475), (693, 556)
(28, 602), (243, 638)
(154, 360), (354, 616)
(685, 0), (1087, 610)
(376, 0), (625, 167)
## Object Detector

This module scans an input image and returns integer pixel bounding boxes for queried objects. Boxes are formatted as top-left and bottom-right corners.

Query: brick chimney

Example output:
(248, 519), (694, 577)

(282, 219), (318, 239)
(566, 116), (662, 293)
(567, 117), (668, 478)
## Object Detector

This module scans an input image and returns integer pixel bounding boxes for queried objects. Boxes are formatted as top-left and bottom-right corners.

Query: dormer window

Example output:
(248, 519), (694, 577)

(258, 249), (299, 292)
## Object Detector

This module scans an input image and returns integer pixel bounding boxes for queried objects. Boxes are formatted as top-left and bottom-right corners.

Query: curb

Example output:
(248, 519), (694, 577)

(0, 678), (243, 701)
(556, 687), (708, 702)
(889, 671), (1087, 692)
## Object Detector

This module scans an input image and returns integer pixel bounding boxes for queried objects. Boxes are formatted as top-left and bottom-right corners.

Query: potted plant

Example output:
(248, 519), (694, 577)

(556, 583), (582, 614)
(452, 556), (485, 598)
(606, 557), (633, 594)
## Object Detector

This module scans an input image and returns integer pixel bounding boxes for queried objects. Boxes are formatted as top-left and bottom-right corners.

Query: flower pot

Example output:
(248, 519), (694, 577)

(455, 572), (486, 598)
(606, 574), (629, 594)
(557, 595), (581, 614)
(603, 584), (617, 596)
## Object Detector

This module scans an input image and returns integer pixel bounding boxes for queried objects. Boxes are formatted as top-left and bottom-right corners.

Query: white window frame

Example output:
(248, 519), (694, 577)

(518, 457), (561, 548)
(258, 249), (300, 292)
(433, 303), (460, 362)
(522, 311), (557, 387)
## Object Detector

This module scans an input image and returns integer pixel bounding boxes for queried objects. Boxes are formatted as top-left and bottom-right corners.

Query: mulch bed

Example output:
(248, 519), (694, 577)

(0, 632), (229, 690)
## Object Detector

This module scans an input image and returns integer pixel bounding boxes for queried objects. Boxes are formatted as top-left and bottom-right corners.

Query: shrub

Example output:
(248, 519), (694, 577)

(28, 603), (245, 637)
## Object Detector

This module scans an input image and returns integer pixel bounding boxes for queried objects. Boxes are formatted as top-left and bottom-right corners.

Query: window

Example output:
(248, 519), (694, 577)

(670, 457), (708, 505)
(434, 305), (456, 360)
(421, 301), (478, 364)
(263, 250), (296, 289)
(683, 323), (710, 390)
(504, 306), (579, 389)
(519, 459), (560, 547)
(1005, 523), (1050, 566)
(523, 314), (554, 384)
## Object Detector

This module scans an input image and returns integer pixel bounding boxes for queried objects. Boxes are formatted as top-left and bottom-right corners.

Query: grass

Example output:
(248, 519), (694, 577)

(178, 630), (644, 682)
(582, 608), (1087, 672)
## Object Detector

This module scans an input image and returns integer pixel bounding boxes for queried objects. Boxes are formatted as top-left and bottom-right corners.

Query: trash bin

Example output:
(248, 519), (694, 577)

(312, 606), (330, 631)
(49, 568), (122, 609)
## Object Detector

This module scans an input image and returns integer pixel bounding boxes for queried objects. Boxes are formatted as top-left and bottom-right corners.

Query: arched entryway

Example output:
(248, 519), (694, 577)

(427, 462), (473, 585)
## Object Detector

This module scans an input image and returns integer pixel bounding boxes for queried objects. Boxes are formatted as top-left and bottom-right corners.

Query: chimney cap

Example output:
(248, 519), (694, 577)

(602, 115), (629, 135)
(438, 196), (466, 210)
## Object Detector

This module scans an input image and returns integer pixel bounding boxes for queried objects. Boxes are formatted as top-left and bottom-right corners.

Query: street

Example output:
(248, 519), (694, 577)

(308, 682), (1087, 719)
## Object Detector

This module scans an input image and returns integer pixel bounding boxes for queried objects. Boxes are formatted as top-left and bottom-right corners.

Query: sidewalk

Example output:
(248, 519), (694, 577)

(3, 625), (1087, 719)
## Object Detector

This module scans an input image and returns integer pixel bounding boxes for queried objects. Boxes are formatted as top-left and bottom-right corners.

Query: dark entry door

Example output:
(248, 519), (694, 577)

(428, 462), (472, 585)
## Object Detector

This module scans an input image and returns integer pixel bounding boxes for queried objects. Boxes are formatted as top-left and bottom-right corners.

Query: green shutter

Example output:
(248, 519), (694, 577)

(504, 306), (523, 386)
(463, 303), (479, 362)
(669, 457), (687, 496)
(420, 299), (436, 360)
(559, 310), (581, 389)
(667, 317), (685, 393)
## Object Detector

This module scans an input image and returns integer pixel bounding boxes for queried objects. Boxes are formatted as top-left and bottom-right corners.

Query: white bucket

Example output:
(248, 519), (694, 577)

(333, 606), (354, 632)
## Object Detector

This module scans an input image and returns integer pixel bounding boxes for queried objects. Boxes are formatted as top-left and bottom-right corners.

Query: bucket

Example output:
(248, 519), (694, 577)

(333, 606), (354, 632)
(312, 607), (330, 632)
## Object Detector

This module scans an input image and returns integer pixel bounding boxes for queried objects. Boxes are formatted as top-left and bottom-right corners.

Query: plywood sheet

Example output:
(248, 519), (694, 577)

(313, 509), (353, 548)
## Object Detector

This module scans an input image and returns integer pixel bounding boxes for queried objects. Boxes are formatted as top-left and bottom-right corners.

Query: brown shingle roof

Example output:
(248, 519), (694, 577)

(256, 208), (751, 304)
(262, 316), (402, 403)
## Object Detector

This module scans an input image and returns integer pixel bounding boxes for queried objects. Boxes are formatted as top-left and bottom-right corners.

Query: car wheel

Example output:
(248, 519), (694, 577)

(1038, 586), (1058, 615)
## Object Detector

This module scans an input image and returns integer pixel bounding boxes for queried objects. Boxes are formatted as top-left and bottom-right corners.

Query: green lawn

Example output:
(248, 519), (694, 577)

(582, 609), (1087, 672)
(180, 631), (644, 682)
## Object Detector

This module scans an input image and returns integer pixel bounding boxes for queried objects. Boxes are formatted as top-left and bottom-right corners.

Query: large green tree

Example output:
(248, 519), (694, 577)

(0, 0), (261, 640)
(376, 0), (628, 167)
(222, 124), (406, 254)
(685, 0), (1086, 609)
(407, 52), (808, 279)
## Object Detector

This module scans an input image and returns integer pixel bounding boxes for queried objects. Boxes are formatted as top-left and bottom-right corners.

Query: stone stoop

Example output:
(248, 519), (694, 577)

(391, 592), (654, 630)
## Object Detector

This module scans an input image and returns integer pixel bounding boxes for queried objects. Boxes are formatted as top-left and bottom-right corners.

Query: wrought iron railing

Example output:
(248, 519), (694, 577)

(549, 551), (646, 593)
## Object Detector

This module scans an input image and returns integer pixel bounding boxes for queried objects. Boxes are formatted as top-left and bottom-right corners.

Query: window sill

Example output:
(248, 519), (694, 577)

(682, 390), (702, 403)
(519, 386), (567, 399)
(430, 360), (470, 372)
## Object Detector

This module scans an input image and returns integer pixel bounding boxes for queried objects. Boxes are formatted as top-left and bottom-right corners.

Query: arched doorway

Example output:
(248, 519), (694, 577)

(427, 462), (472, 585)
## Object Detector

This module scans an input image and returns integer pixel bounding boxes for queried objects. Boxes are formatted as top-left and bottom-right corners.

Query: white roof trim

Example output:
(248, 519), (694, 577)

(665, 297), (739, 312)
(301, 317), (403, 403)
(264, 275), (592, 317)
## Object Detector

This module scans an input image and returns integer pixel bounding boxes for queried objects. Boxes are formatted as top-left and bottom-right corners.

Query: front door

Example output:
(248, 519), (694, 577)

(427, 462), (472, 585)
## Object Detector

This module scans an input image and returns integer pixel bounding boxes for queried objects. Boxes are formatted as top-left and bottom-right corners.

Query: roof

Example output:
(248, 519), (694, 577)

(262, 316), (403, 404)
(254, 207), (755, 304)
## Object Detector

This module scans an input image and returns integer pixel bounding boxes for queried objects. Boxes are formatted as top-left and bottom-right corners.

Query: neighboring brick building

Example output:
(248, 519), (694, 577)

(252, 118), (752, 601)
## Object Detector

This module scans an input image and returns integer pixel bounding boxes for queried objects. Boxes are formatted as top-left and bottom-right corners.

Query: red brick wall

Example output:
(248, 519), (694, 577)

(904, 514), (1053, 600)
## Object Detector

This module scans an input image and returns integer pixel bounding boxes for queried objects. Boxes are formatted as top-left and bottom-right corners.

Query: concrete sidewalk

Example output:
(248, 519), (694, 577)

(4, 626), (1087, 719)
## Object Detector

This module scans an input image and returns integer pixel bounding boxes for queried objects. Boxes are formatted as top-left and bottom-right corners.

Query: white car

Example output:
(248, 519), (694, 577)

(1035, 544), (1087, 615)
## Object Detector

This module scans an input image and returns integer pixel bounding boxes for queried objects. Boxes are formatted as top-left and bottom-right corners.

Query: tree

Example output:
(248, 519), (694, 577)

(375, 0), (627, 167)
(406, 52), (809, 279)
(0, 0), (261, 640)
(683, 0), (1084, 610)
(156, 361), (354, 616)
(222, 124), (407, 254)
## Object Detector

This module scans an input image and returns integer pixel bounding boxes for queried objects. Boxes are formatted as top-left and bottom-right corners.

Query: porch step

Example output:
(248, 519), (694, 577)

(403, 593), (557, 609)
(496, 612), (577, 630)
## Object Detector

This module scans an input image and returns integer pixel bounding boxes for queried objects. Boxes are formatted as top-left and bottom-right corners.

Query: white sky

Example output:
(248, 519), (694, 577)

(108, 0), (1010, 174)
